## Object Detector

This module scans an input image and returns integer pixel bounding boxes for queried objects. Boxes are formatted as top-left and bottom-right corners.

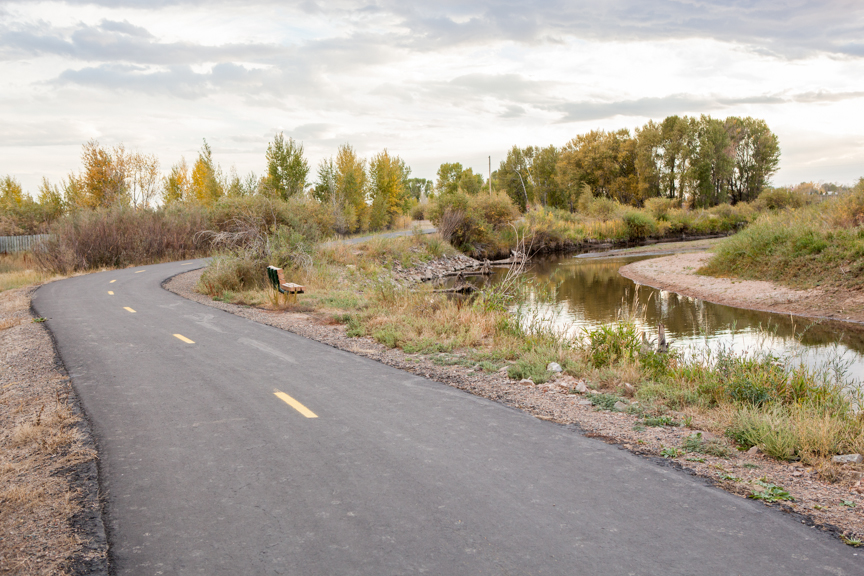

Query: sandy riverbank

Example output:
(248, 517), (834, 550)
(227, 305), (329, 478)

(620, 252), (864, 325)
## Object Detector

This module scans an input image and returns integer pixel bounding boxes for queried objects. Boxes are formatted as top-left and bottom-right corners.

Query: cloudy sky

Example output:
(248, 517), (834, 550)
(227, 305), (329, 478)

(2, 0), (863, 194)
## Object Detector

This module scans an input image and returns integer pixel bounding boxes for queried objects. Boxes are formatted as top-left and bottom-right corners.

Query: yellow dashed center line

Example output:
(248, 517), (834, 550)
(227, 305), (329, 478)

(173, 334), (195, 344)
(109, 279), (116, 283)
(274, 390), (318, 418)
(123, 307), (136, 313)
(108, 291), (114, 295)
(135, 270), (145, 274)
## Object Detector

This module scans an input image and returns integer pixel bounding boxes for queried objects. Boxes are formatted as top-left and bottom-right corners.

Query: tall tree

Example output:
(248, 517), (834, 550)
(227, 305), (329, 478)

(368, 149), (409, 230)
(125, 151), (160, 208)
(190, 140), (223, 206)
(264, 133), (310, 199)
(163, 158), (191, 205)
(557, 130), (639, 206)
(497, 146), (535, 211)
(37, 177), (65, 219)
(405, 178), (432, 200)
(436, 162), (463, 196)
(724, 117), (780, 204)
(458, 168), (484, 195)
(335, 144), (369, 232)
(688, 116), (734, 207)
(0, 176), (25, 209)
(76, 140), (128, 208)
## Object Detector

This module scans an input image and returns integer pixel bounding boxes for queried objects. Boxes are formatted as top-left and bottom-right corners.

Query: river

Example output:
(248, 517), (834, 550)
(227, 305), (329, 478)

(469, 249), (864, 383)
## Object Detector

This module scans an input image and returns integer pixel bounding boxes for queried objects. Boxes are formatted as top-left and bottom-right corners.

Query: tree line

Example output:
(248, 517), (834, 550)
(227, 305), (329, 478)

(1, 114), (781, 236)
(489, 115), (781, 211)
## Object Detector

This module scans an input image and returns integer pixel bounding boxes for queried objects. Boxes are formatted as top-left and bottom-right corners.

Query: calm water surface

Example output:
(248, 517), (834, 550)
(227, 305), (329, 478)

(479, 251), (864, 381)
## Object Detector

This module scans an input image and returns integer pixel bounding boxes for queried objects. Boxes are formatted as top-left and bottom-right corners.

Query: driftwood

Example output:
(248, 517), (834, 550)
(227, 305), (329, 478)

(432, 283), (476, 294)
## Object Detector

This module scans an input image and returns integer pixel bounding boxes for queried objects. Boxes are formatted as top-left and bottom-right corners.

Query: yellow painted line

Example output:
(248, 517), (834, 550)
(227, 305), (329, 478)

(108, 291), (114, 295)
(135, 270), (145, 274)
(109, 279), (116, 283)
(123, 307), (136, 313)
(180, 263), (193, 266)
(274, 390), (318, 418)
(173, 334), (195, 344)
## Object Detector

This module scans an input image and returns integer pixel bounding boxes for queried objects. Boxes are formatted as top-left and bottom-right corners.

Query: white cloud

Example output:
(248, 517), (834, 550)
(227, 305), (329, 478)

(1, 0), (864, 194)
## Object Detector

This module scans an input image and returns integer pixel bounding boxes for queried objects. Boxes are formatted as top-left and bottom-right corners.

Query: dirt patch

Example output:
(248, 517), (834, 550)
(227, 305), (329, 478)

(620, 252), (864, 324)
(166, 268), (864, 546)
(0, 287), (107, 576)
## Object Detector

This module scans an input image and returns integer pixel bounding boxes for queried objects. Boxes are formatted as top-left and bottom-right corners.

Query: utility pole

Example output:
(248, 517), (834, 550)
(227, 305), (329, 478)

(488, 156), (492, 194)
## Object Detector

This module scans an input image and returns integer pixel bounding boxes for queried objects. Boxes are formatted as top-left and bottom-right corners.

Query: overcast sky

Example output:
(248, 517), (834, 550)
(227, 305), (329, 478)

(2, 0), (863, 194)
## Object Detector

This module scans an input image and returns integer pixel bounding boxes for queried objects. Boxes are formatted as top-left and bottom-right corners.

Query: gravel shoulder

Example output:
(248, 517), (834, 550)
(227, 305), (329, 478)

(165, 267), (864, 547)
(620, 252), (864, 324)
(0, 286), (108, 575)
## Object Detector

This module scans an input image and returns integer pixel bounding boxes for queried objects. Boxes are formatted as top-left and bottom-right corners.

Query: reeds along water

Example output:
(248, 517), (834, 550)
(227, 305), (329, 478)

(494, 252), (864, 384)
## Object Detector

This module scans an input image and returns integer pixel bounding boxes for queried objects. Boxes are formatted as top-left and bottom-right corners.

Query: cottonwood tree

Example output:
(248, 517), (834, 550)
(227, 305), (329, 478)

(264, 133), (309, 200)
(405, 178), (432, 200)
(0, 176), (24, 209)
(436, 162), (464, 196)
(190, 140), (223, 206)
(368, 149), (409, 230)
(557, 130), (639, 206)
(724, 117), (780, 204)
(125, 151), (160, 208)
(163, 158), (191, 205)
(37, 177), (65, 219)
(75, 140), (128, 208)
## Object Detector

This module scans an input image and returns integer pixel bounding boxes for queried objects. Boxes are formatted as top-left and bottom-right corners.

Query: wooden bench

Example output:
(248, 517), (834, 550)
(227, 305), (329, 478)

(266, 266), (305, 294)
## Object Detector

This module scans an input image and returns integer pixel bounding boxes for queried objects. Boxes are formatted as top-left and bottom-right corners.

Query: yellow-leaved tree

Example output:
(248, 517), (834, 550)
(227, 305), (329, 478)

(368, 149), (409, 230)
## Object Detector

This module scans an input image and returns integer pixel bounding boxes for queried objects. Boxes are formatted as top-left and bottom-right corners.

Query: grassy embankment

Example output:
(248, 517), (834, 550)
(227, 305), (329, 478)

(198, 205), (864, 475)
(701, 186), (864, 292)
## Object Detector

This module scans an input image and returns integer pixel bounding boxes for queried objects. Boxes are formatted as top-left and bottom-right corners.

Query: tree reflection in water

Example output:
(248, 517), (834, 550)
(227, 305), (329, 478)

(472, 253), (864, 381)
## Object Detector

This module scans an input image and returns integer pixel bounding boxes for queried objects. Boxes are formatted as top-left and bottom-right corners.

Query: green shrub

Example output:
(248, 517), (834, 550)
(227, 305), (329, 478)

(582, 322), (640, 368)
(410, 203), (427, 221)
(644, 197), (680, 220)
(754, 187), (811, 211)
(622, 211), (657, 239)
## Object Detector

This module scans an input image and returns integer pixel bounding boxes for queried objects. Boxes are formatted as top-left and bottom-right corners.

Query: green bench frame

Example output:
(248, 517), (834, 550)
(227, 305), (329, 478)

(267, 266), (305, 294)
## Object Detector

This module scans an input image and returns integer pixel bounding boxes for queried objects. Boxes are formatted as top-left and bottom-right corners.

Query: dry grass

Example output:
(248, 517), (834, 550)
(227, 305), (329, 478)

(0, 254), (53, 294)
(0, 287), (102, 575)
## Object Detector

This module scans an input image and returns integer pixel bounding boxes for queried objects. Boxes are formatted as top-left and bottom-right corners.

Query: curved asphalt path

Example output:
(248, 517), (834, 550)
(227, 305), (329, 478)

(33, 260), (861, 575)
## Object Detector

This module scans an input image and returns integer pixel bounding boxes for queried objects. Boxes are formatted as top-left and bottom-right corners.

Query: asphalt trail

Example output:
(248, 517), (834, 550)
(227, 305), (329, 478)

(33, 260), (861, 575)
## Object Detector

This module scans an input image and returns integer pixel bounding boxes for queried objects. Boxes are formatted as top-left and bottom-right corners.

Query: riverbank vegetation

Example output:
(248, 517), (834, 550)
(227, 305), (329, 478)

(701, 179), (864, 291)
(195, 222), (864, 472)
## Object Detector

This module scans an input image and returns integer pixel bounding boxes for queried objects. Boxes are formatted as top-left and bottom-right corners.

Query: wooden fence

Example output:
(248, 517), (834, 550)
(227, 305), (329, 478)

(0, 234), (49, 254)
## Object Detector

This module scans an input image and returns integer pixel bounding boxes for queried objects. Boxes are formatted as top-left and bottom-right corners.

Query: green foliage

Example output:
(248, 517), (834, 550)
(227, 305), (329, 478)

(264, 133), (310, 200)
(748, 479), (794, 502)
(643, 415), (676, 427)
(718, 473), (742, 482)
(660, 446), (682, 458)
(428, 190), (519, 256)
(582, 322), (640, 368)
(585, 392), (622, 411)
(701, 194), (864, 292)
(622, 211), (657, 239)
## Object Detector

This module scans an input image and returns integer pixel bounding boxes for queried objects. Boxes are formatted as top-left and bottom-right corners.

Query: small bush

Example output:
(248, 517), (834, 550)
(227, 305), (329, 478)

(754, 187), (811, 211)
(622, 211), (657, 239)
(582, 322), (640, 368)
(644, 197), (680, 220)
(682, 432), (730, 458)
(586, 392), (621, 411)
(411, 203), (427, 221)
